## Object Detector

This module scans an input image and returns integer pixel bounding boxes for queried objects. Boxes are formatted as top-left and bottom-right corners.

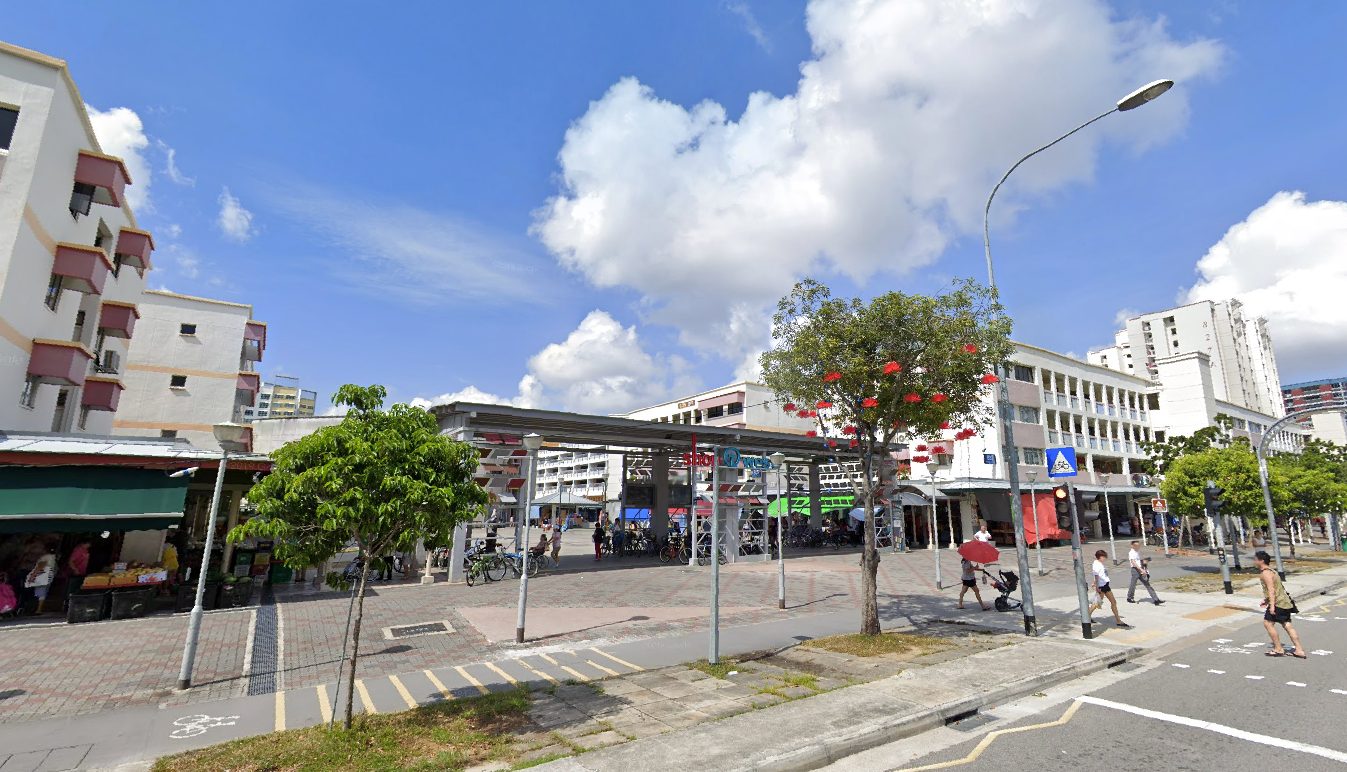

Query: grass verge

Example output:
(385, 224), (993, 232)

(801, 631), (954, 659)
(153, 688), (537, 772)
(688, 659), (742, 679)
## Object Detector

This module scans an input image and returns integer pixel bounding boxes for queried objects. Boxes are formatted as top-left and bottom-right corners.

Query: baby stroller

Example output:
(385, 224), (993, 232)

(981, 567), (1021, 612)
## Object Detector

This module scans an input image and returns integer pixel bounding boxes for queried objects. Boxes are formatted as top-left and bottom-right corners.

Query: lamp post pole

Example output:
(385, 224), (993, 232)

(772, 453), (787, 610)
(1257, 403), (1347, 579)
(983, 79), (1174, 636)
(515, 433), (543, 643)
(929, 469), (942, 590)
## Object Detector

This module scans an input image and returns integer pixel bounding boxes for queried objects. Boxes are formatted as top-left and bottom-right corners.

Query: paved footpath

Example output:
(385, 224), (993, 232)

(0, 540), (1341, 771)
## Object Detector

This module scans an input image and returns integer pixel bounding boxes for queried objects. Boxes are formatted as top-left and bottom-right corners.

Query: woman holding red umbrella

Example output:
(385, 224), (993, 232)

(957, 556), (990, 610)
(955, 539), (1000, 610)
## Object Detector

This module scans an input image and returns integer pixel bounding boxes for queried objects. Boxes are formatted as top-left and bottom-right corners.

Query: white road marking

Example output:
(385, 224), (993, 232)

(1077, 696), (1347, 764)
(1244, 642), (1266, 648)
(1207, 670), (1226, 675)
(1212, 638), (1232, 644)
(276, 600), (287, 691)
(1311, 650), (1334, 656)
(1171, 664), (1191, 669)
(1330, 689), (1347, 695)
(1287, 682), (1307, 688)
(1245, 675), (1265, 680)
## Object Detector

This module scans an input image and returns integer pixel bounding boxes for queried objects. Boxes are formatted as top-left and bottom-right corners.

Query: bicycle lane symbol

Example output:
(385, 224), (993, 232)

(170, 713), (240, 739)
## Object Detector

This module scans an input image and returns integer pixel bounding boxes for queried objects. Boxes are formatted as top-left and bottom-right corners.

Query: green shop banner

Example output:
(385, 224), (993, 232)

(0, 466), (190, 533)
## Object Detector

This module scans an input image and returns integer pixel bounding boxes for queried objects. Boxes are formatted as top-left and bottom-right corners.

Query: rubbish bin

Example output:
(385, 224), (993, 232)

(269, 564), (293, 585)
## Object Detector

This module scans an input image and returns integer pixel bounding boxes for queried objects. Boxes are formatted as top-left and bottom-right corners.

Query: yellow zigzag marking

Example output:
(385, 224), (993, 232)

(900, 700), (1084, 771)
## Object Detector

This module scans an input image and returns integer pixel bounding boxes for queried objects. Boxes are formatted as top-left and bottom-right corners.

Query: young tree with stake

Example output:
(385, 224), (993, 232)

(760, 279), (1012, 635)
(228, 384), (487, 729)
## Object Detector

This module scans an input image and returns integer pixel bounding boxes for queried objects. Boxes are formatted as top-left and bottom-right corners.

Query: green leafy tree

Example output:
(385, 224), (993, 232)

(229, 384), (487, 728)
(1161, 445), (1287, 531)
(760, 278), (1012, 635)
(1137, 416), (1233, 475)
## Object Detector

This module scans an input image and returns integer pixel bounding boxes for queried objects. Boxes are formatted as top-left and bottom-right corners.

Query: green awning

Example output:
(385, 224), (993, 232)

(767, 494), (856, 516)
(0, 466), (189, 533)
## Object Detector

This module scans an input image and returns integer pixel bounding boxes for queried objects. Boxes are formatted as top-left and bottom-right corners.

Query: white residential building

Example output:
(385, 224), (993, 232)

(242, 375), (317, 420)
(622, 381), (815, 433)
(1089, 299), (1284, 418)
(0, 42), (154, 435)
(112, 290), (266, 451)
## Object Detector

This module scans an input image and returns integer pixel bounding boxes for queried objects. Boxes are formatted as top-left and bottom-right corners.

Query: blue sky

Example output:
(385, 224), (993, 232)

(8, 1), (1347, 413)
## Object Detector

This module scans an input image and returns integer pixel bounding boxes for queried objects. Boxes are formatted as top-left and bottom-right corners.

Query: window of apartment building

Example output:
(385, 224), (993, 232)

(0, 106), (17, 150)
(44, 274), (62, 311)
(179, 323), (197, 336)
(1015, 406), (1040, 424)
(1011, 364), (1034, 382)
(160, 430), (178, 439)
(97, 349), (120, 375)
(50, 389), (70, 432)
(72, 310), (86, 342)
(77, 405), (91, 431)
(19, 377), (38, 409)
(170, 374), (188, 389)
(1021, 448), (1046, 466)
(727, 402), (744, 415)
(69, 182), (95, 218)
(705, 405), (724, 419)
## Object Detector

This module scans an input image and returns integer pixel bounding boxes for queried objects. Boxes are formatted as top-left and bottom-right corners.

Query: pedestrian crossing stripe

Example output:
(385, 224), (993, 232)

(355, 679), (378, 713)
(389, 674), (417, 709)
(455, 665), (489, 695)
(483, 662), (518, 686)
(586, 659), (621, 677)
(517, 658), (560, 685)
(592, 648), (643, 672)
(424, 669), (454, 700)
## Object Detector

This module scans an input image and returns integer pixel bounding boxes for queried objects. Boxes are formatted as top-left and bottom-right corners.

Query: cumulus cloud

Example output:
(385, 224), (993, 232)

(86, 105), (152, 212)
(217, 187), (256, 241)
(534, 0), (1223, 367)
(412, 310), (696, 415)
(1185, 191), (1347, 380)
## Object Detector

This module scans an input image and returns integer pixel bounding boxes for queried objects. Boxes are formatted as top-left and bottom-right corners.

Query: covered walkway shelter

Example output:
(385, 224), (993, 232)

(431, 402), (861, 581)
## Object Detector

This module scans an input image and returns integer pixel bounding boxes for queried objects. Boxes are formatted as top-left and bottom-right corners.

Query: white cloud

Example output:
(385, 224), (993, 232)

(412, 311), (696, 415)
(534, 0), (1223, 368)
(727, 2), (772, 52)
(1185, 191), (1347, 379)
(157, 140), (195, 186)
(86, 105), (152, 212)
(163, 223), (183, 239)
(217, 187), (256, 242)
(1113, 308), (1139, 327)
(163, 244), (201, 279)
(321, 404), (349, 417)
(267, 185), (545, 306)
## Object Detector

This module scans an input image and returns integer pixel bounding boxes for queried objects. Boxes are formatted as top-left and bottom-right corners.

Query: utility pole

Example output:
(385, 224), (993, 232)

(1055, 483), (1093, 639)
(1205, 481), (1232, 594)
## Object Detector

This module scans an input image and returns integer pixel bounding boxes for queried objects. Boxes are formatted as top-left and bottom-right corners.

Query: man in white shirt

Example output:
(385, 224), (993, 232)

(973, 522), (993, 543)
(1087, 549), (1131, 628)
(1126, 540), (1163, 605)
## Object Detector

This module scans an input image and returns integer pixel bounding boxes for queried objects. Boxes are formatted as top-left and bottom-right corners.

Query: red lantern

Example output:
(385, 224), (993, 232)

(827, 439), (838, 448)
(823, 371), (842, 382)
(861, 397), (879, 408)
(913, 455), (930, 463)
(808, 409), (819, 417)
(915, 444), (928, 451)
(940, 421), (951, 430)
(980, 373), (999, 384)
(883, 361), (902, 375)
(783, 402), (796, 411)
(842, 425), (857, 435)
(796, 409), (810, 418)
(903, 393), (922, 403)
(805, 430), (817, 437)
(931, 393), (948, 403)
(817, 401), (833, 409)
(931, 446), (946, 454)
(849, 439), (859, 449)
(963, 343), (978, 354)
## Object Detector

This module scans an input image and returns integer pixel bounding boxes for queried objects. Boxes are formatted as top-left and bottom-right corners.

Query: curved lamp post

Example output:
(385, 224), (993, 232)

(178, 422), (251, 690)
(983, 79), (1174, 636)
(515, 432), (544, 642)
(1257, 403), (1346, 578)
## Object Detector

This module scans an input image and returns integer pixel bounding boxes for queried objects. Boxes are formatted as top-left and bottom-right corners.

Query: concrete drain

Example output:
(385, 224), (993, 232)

(382, 620), (454, 640)
(948, 712), (998, 732)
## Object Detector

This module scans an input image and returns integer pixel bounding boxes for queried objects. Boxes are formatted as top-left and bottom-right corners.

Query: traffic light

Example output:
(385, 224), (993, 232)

(1053, 484), (1072, 529)
(1203, 482), (1225, 517)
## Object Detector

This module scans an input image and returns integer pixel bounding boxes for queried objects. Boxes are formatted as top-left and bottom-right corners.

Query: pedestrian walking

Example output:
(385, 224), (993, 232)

(23, 546), (56, 614)
(957, 557), (990, 610)
(1255, 550), (1306, 658)
(1125, 540), (1163, 605)
(1088, 549), (1130, 628)
(973, 522), (993, 543)
(592, 521), (605, 562)
(549, 524), (562, 567)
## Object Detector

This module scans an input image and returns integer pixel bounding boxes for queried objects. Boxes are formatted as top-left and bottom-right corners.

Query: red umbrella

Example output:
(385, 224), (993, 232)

(957, 540), (999, 564)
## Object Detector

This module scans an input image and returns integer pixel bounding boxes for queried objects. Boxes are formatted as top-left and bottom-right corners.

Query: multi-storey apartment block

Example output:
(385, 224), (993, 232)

(112, 290), (266, 451)
(1282, 376), (1347, 445)
(243, 375), (316, 420)
(0, 42), (154, 434)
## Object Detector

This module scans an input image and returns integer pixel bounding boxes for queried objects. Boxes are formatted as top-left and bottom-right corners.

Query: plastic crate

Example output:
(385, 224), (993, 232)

(109, 588), (154, 620)
(66, 592), (108, 624)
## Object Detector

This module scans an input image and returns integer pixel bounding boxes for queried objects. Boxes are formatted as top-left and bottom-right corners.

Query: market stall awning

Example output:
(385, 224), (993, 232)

(533, 491), (602, 507)
(0, 466), (189, 533)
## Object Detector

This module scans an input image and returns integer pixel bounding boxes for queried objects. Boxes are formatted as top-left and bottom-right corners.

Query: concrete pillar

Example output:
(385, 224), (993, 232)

(449, 522), (467, 583)
(220, 486), (242, 572)
(808, 463), (823, 528)
(652, 454), (670, 540)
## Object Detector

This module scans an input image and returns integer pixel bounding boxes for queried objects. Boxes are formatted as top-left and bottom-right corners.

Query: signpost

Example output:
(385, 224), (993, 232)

(1048, 447), (1092, 639)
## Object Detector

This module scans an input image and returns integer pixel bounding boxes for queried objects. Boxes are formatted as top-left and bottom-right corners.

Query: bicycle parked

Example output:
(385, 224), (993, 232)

(464, 550), (507, 586)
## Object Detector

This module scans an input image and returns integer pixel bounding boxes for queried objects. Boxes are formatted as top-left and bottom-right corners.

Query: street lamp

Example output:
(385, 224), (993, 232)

(982, 78), (1174, 636)
(1257, 401), (1347, 578)
(770, 451), (787, 610)
(177, 422), (250, 690)
(1026, 469), (1045, 576)
(515, 433), (544, 643)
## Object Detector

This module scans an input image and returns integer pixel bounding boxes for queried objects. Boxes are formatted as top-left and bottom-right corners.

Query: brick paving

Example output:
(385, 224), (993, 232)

(0, 535), (1222, 724)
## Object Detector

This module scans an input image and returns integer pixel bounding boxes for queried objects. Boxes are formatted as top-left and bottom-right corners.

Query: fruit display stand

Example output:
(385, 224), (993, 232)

(74, 567), (169, 622)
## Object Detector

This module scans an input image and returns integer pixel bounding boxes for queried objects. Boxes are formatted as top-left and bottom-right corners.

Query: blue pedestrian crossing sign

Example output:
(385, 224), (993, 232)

(1046, 447), (1078, 478)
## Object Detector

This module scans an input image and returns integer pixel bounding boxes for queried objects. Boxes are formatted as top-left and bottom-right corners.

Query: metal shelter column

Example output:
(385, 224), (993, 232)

(808, 463), (823, 528)
(652, 453), (671, 541)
